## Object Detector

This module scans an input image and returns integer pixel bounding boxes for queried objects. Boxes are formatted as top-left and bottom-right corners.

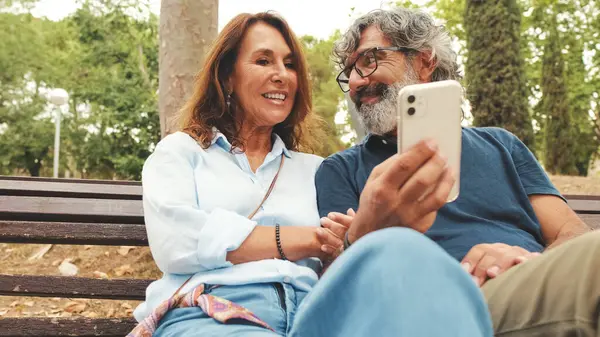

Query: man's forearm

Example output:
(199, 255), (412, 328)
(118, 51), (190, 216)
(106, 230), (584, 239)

(545, 223), (592, 250)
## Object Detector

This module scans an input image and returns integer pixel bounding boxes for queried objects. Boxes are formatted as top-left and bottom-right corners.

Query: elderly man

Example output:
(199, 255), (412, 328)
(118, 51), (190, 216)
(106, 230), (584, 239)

(316, 7), (600, 337)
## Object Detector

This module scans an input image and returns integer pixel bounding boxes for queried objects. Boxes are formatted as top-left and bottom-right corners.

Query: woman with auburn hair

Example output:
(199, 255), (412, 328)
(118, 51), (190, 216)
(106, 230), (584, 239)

(129, 11), (492, 337)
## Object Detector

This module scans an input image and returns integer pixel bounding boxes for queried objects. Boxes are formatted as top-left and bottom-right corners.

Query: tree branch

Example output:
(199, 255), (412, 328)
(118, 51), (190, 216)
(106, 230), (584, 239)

(137, 44), (150, 88)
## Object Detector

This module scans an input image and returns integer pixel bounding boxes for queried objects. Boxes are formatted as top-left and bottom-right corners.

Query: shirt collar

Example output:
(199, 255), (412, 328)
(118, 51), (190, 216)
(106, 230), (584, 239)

(271, 133), (292, 158)
(364, 133), (397, 150)
(210, 127), (292, 158)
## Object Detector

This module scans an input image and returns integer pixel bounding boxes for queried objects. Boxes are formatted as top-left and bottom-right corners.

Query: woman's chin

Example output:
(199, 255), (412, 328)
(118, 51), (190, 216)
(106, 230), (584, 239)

(262, 110), (293, 126)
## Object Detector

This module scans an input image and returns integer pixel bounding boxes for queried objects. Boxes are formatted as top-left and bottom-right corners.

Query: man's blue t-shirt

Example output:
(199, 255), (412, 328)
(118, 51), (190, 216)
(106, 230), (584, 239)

(315, 127), (564, 261)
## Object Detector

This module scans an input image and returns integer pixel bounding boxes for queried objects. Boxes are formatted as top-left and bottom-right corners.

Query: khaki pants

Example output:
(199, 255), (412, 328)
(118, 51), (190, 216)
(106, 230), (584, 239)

(482, 231), (600, 336)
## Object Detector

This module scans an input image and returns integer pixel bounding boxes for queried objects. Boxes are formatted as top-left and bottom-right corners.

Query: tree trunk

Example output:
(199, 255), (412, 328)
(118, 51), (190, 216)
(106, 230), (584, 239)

(159, 0), (218, 138)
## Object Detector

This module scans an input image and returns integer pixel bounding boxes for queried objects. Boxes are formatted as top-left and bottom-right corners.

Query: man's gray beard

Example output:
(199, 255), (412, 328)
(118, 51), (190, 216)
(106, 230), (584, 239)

(356, 73), (420, 135)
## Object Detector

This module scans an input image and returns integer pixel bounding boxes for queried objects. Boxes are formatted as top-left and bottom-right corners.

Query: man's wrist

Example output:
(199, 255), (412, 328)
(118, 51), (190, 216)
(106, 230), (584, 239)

(347, 215), (368, 244)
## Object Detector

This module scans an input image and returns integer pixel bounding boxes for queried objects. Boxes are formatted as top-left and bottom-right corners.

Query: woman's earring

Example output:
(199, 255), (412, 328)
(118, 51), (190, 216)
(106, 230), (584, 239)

(226, 92), (232, 109)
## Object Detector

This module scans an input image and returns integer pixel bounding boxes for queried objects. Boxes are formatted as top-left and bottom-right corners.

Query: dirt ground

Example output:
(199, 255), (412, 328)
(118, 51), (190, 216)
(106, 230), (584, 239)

(1, 174), (599, 319)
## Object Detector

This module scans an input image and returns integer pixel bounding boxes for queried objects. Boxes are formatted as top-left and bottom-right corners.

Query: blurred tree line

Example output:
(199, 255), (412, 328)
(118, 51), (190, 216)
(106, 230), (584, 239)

(425, 0), (600, 176)
(1, 0), (160, 179)
(0, 0), (346, 179)
(1, 0), (599, 179)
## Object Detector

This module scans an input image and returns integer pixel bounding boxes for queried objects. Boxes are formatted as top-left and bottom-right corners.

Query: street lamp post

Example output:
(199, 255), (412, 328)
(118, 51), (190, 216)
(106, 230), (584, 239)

(49, 88), (69, 178)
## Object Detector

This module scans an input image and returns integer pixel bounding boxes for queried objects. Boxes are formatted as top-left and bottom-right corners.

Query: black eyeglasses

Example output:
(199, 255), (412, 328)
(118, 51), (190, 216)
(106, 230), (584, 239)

(336, 46), (415, 93)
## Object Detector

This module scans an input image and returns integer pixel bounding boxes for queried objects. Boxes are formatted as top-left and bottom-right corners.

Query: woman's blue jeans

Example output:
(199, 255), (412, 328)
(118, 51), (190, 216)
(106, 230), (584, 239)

(154, 228), (493, 336)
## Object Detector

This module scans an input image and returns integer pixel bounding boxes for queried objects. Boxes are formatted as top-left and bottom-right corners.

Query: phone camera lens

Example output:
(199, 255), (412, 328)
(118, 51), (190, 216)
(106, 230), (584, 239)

(408, 95), (415, 103)
(408, 107), (416, 116)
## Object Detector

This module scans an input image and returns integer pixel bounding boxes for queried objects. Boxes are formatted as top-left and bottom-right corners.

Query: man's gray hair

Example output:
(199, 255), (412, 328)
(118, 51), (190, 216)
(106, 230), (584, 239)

(334, 8), (461, 82)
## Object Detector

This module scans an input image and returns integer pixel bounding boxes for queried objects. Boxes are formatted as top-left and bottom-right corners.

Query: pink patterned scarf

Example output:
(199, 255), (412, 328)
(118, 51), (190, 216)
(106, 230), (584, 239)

(127, 284), (274, 336)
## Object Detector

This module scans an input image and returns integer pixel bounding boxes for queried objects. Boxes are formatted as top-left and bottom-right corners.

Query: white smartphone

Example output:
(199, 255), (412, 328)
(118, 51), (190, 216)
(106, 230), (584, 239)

(396, 80), (462, 202)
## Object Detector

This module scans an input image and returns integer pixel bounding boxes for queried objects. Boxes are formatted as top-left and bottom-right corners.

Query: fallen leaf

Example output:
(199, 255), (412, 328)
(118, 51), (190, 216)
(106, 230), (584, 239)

(117, 246), (135, 256)
(121, 303), (132, 309)
(83, 311), (99, 318)
(106, 308), (115, 317)
(51, 259), (62, 266)
(23, 301), (34, 307)
(58, 260), (79, 276)
(61, 311), (73, 318)
(28, 244), (53, 261)
(63, 302), (86, 313)
(84, 245), (93, 250)
(114, 264), (133, 277)
(104, 251), (110, 257)
(93, 271), (109, 279)
(0, 309), (8, 316)
(9, 301), (18, 308)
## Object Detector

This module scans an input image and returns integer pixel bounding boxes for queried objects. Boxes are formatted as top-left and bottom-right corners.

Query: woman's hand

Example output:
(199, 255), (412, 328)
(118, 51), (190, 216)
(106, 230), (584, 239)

(313, 227), (343, 261)
(322, 208), (355, 235)
(317, 209), (354, 275)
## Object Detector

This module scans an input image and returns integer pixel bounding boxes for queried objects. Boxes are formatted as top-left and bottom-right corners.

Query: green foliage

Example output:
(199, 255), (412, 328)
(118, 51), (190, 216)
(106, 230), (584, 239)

(433, 0), (600, 175)
(428, 0), (466, 43)
(394, 0), (421, 9)
(525, 0), (598, 175)
(1, 0), (347, 178)
(63, 1), (160, 179)
(539, 17), (577, 175)
(0, 85), (54, 176)
(0, 0), (159, 180)
(301, 33), (346, 156)
(0, 12), (65, 176)
(565, 35), (596, 175)
(464, 0), (535, 151)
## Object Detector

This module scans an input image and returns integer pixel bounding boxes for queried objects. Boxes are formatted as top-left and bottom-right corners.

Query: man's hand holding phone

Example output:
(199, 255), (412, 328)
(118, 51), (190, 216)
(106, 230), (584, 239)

(346, 139), (455, 243)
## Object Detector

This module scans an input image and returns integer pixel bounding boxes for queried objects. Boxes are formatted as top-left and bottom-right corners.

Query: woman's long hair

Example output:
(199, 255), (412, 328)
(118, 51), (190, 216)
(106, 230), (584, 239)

(178, 12), (322, 153)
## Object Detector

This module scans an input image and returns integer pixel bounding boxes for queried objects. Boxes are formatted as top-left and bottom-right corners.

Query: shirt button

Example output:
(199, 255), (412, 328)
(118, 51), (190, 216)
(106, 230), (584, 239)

(283, 277), (291, 283)
(382, 139), (387, 144)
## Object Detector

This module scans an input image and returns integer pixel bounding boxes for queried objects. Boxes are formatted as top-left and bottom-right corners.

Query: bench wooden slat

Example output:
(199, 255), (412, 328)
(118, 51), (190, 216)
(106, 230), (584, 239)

(0, 180), (141, 200)
(566, 198), (600, 214)
(0, 317), (136, 337)
(0, 196), (143, 224)
(0, 220), (148, 245)
(575, 214), (600, 229)
(563, 194), (600, 201)
(0, 175), (140, 186)
(0, 275), (151, 300)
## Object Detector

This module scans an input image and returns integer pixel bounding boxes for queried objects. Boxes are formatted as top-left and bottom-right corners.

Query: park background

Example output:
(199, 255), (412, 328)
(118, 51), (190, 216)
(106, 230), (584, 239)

(0, 0), (599, 320)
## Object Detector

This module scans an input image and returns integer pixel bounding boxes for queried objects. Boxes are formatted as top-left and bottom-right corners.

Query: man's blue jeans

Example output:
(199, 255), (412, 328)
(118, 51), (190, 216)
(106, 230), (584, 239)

(154, 227), (493, 336)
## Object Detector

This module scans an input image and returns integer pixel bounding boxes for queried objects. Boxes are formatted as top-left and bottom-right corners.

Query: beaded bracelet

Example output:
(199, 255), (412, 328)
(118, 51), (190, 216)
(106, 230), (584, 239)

(275, 224), (288, 260)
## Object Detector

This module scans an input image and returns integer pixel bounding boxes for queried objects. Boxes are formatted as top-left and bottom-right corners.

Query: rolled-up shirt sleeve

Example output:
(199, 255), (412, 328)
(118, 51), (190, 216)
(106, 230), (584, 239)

(142, 136), (256, 274)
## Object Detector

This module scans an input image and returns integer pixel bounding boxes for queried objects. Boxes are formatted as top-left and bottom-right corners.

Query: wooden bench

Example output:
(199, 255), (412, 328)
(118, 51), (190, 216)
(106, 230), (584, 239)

(0, 176), (148, 336)
(1, 176), (599, 336)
